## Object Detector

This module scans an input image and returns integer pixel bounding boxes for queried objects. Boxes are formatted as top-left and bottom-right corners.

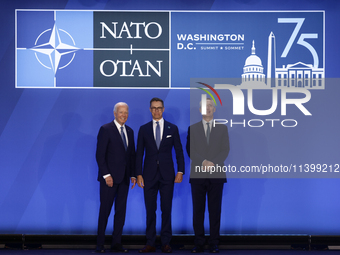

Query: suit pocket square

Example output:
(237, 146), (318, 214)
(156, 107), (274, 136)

(166, 135), (172, 138)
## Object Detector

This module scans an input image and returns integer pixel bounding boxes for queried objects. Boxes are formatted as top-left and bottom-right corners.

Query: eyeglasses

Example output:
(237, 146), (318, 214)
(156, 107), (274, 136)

(150, 107), (164, 111)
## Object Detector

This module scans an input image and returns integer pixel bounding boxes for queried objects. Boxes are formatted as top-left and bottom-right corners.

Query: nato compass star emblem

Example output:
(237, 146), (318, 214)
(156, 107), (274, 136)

(30, 23), (79, 75)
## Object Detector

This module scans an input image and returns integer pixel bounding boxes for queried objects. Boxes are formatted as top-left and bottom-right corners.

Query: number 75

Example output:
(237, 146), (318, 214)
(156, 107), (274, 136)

(278, 18), (319, 68)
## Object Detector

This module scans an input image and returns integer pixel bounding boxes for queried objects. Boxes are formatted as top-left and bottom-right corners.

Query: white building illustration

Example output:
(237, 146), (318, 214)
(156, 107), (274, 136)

(275, 62), (324, 89)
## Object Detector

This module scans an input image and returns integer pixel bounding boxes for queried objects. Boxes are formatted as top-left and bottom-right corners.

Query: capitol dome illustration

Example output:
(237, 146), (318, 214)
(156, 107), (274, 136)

(245, 54), (262, 66)
(241, 40), (266, 86)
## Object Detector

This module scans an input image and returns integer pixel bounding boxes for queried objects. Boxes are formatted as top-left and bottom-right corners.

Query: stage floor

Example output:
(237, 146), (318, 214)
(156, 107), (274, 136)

(0, 249), (337, 255)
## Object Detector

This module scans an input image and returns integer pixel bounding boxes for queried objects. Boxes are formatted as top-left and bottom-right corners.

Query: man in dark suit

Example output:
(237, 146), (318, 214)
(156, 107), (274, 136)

(136, 97), (185, 253)
(96, 102), (136, 253)
(186, 98), (230, 253)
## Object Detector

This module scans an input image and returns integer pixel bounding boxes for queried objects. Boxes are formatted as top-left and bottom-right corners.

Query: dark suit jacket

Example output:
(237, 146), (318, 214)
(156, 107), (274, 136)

(136, 120), (185, 181)
(186, 120), (230, 184)
(96, 121), (135, 183)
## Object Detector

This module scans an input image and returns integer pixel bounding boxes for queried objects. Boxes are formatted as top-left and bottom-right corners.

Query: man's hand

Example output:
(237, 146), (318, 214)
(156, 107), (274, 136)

(131, 178), (137, 189)
(174, 172), (183, 183)
(202, 160), (214, 172)
(137, 175), (144, 188)
(105, 176), (113, 187)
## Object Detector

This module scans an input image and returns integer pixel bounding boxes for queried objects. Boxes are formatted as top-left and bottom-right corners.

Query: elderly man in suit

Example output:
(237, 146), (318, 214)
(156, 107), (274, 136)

(136, 97), (185, 253)
(96, 102), (136, 253)
(186, 98), (230, 253)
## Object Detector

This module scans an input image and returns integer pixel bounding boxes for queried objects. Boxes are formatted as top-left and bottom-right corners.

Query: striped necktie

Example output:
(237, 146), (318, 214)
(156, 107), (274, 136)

(121, 126), (127, 150)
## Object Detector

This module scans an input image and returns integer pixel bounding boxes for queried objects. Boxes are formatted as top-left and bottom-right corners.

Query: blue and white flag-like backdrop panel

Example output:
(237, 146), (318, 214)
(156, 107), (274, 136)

(16, 10), (324, 88)
(1, 0), (340, 235)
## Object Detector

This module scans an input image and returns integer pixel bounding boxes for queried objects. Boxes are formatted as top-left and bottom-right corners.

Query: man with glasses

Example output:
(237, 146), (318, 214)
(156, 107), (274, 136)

(136, 97), (185, 253)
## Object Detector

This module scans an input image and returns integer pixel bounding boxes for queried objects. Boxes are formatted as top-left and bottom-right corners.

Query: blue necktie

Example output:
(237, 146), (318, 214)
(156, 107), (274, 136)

(206, 122), (210, 144)
(121, 126), (127, 150)
(156, 121), (161, 149)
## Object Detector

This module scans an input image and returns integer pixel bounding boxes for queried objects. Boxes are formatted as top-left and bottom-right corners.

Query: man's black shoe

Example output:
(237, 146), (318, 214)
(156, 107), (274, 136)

(96, 245), (105, 253)
(161, 244), (172, 253)
(191, 246), (204, 253)
(209, 245), (219, 253)
(139, 245), (156, 253)
(111, 244), (128, 253)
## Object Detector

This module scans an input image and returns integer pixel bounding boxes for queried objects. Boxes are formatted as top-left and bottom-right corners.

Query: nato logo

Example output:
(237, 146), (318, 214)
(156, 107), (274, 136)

(16, 10), (93, 88)
(16, 10), (170, 88)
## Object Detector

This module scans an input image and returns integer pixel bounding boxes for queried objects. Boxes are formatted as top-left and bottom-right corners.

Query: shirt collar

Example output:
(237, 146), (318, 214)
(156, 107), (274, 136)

(114, 119), (125, 129)
(202, 119), (213, 125)
(153, 118), (164, 125)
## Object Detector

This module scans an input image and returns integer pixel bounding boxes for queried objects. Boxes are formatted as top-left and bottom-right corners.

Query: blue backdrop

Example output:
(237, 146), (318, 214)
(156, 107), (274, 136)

(1, 0), (340, 236)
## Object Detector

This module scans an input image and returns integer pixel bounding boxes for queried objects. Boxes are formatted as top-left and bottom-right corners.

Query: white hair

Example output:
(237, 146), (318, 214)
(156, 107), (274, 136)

(113, 102), (129, 113)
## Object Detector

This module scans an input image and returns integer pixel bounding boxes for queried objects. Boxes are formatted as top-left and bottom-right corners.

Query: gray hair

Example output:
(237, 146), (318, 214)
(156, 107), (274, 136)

(113, 102), (129, 113)
(199, 97), (214, 107)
